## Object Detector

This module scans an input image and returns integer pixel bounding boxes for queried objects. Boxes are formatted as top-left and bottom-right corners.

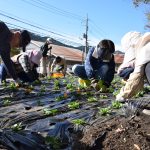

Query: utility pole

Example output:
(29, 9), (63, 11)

(83, 14), (88, 60)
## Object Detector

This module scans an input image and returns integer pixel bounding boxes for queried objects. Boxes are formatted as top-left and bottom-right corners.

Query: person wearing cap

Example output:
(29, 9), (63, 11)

(39, 38), (52, 77)
(116, 31), (150, 102)
(0, 50), (42, 83)
(51, 56), (67, 76)
(72, 39), (115, 91)
(0, 21), (31, 85)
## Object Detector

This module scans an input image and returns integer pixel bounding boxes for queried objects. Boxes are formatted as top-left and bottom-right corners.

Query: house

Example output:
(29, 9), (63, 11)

(27, 40), (84, 65)
(114, 53), (124, 73)
(114, 54), (124, 66)
(27, 41), (124, 73)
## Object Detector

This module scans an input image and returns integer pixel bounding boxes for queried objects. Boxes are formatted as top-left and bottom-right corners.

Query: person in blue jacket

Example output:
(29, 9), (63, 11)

(72, 39), (115, 91)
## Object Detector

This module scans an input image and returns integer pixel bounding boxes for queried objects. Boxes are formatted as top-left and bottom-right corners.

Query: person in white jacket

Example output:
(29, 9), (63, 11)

(51, 56), (67, 76)
(116, 31), (150, 102)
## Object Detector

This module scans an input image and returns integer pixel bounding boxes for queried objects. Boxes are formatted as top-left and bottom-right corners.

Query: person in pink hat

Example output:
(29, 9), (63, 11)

(0, 49), (42, 83)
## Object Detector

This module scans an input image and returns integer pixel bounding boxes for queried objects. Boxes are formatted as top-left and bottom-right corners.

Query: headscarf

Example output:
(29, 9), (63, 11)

(26, 50), (42, 65)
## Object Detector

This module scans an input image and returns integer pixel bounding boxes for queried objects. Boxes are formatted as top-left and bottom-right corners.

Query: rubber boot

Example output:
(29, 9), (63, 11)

(78, 78), (91, 87)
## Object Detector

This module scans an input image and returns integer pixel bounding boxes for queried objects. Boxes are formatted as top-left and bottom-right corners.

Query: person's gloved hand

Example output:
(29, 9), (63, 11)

(116, 94), (126, 103)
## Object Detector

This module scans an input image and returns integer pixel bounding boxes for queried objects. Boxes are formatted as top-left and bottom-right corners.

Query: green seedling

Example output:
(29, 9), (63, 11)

(112, 101), (123, 109)
(45, 136), (62, 149)
(66, 83), (74, 89)
(98, 107), (111, 116)
(113, 89), (120, 97)
(134, 90), (145, 98)
(3, 99), (11, 106)
(11, 122), (22, 131)
(71, 119), (86, 125)
(28, 85), (34, 90)
(78, 85), (85, 89)
(144, 86), (150, 93)
(40, 85), (46, 92)
(68, 101), (80, 110)
(53, 80), (60, 90)
(87, 97), (97, 103)
(54, 80), (60, 87)
(53, 85), (60, 90)
(32, 79), (41, 85)
(108, 86), (115, 93)
(100, 94), (108, 99)
(62, 79), (67, 83)
(9, 82), (17, 91)
(2, 81), (7, 87)
(111, 76), (122, 84)
(43, 108), (58, 116)
(47, 76), (52, 80)
(55, 95), (66, 101)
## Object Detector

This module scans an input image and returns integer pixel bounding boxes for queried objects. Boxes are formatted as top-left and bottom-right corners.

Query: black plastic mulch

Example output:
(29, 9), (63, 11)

(0, 76), (150, 150)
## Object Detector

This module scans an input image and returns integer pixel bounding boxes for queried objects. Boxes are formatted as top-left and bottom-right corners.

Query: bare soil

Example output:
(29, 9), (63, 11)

(73, 112), (150, 150)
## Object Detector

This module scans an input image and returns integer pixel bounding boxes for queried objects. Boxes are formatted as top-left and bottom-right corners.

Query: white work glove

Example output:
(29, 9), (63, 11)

(116, 94), (126, 103)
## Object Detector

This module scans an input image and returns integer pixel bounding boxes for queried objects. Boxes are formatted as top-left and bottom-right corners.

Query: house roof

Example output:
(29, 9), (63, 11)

(27, 40), (83, 63)
(27, 40), (124, 64)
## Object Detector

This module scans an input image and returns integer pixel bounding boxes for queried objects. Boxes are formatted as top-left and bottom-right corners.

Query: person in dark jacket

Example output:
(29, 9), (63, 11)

(39, 38), (52, 77)
(72, 39), (115, 91)
(0, 21), (31, 85)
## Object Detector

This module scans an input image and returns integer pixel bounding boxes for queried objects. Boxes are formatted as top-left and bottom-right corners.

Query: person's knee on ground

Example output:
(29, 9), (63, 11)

(119, 67), (134, 81)
(72, 64), (87, 79)
(72, 64), (79, 75)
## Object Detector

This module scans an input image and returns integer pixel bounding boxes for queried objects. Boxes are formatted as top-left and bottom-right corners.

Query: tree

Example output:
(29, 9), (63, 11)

(133, 0), (150, 29)
(133, 0), (150, 6)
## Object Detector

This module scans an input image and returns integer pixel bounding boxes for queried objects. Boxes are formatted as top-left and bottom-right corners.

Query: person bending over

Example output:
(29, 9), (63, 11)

(0, 21), (31, 85)
(0, 50), (42, 83)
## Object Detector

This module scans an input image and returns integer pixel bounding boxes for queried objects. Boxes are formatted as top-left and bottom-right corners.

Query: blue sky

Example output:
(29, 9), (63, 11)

(0, 0), (149, 50)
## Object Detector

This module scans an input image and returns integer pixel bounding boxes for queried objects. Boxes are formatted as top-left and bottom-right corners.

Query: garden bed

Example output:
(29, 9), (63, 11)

(0, 76), (150, 150)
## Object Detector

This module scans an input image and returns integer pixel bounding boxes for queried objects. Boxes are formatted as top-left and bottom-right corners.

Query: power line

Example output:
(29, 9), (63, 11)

(0, 10), (66, 36)
(0, 11), (83, 41)
(34, 0), (83, 20)
(20, 0), (83, 21)
(0, 9), (85, 44)
(89, 19), (109, 38)
(5, 21), (84, 47)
